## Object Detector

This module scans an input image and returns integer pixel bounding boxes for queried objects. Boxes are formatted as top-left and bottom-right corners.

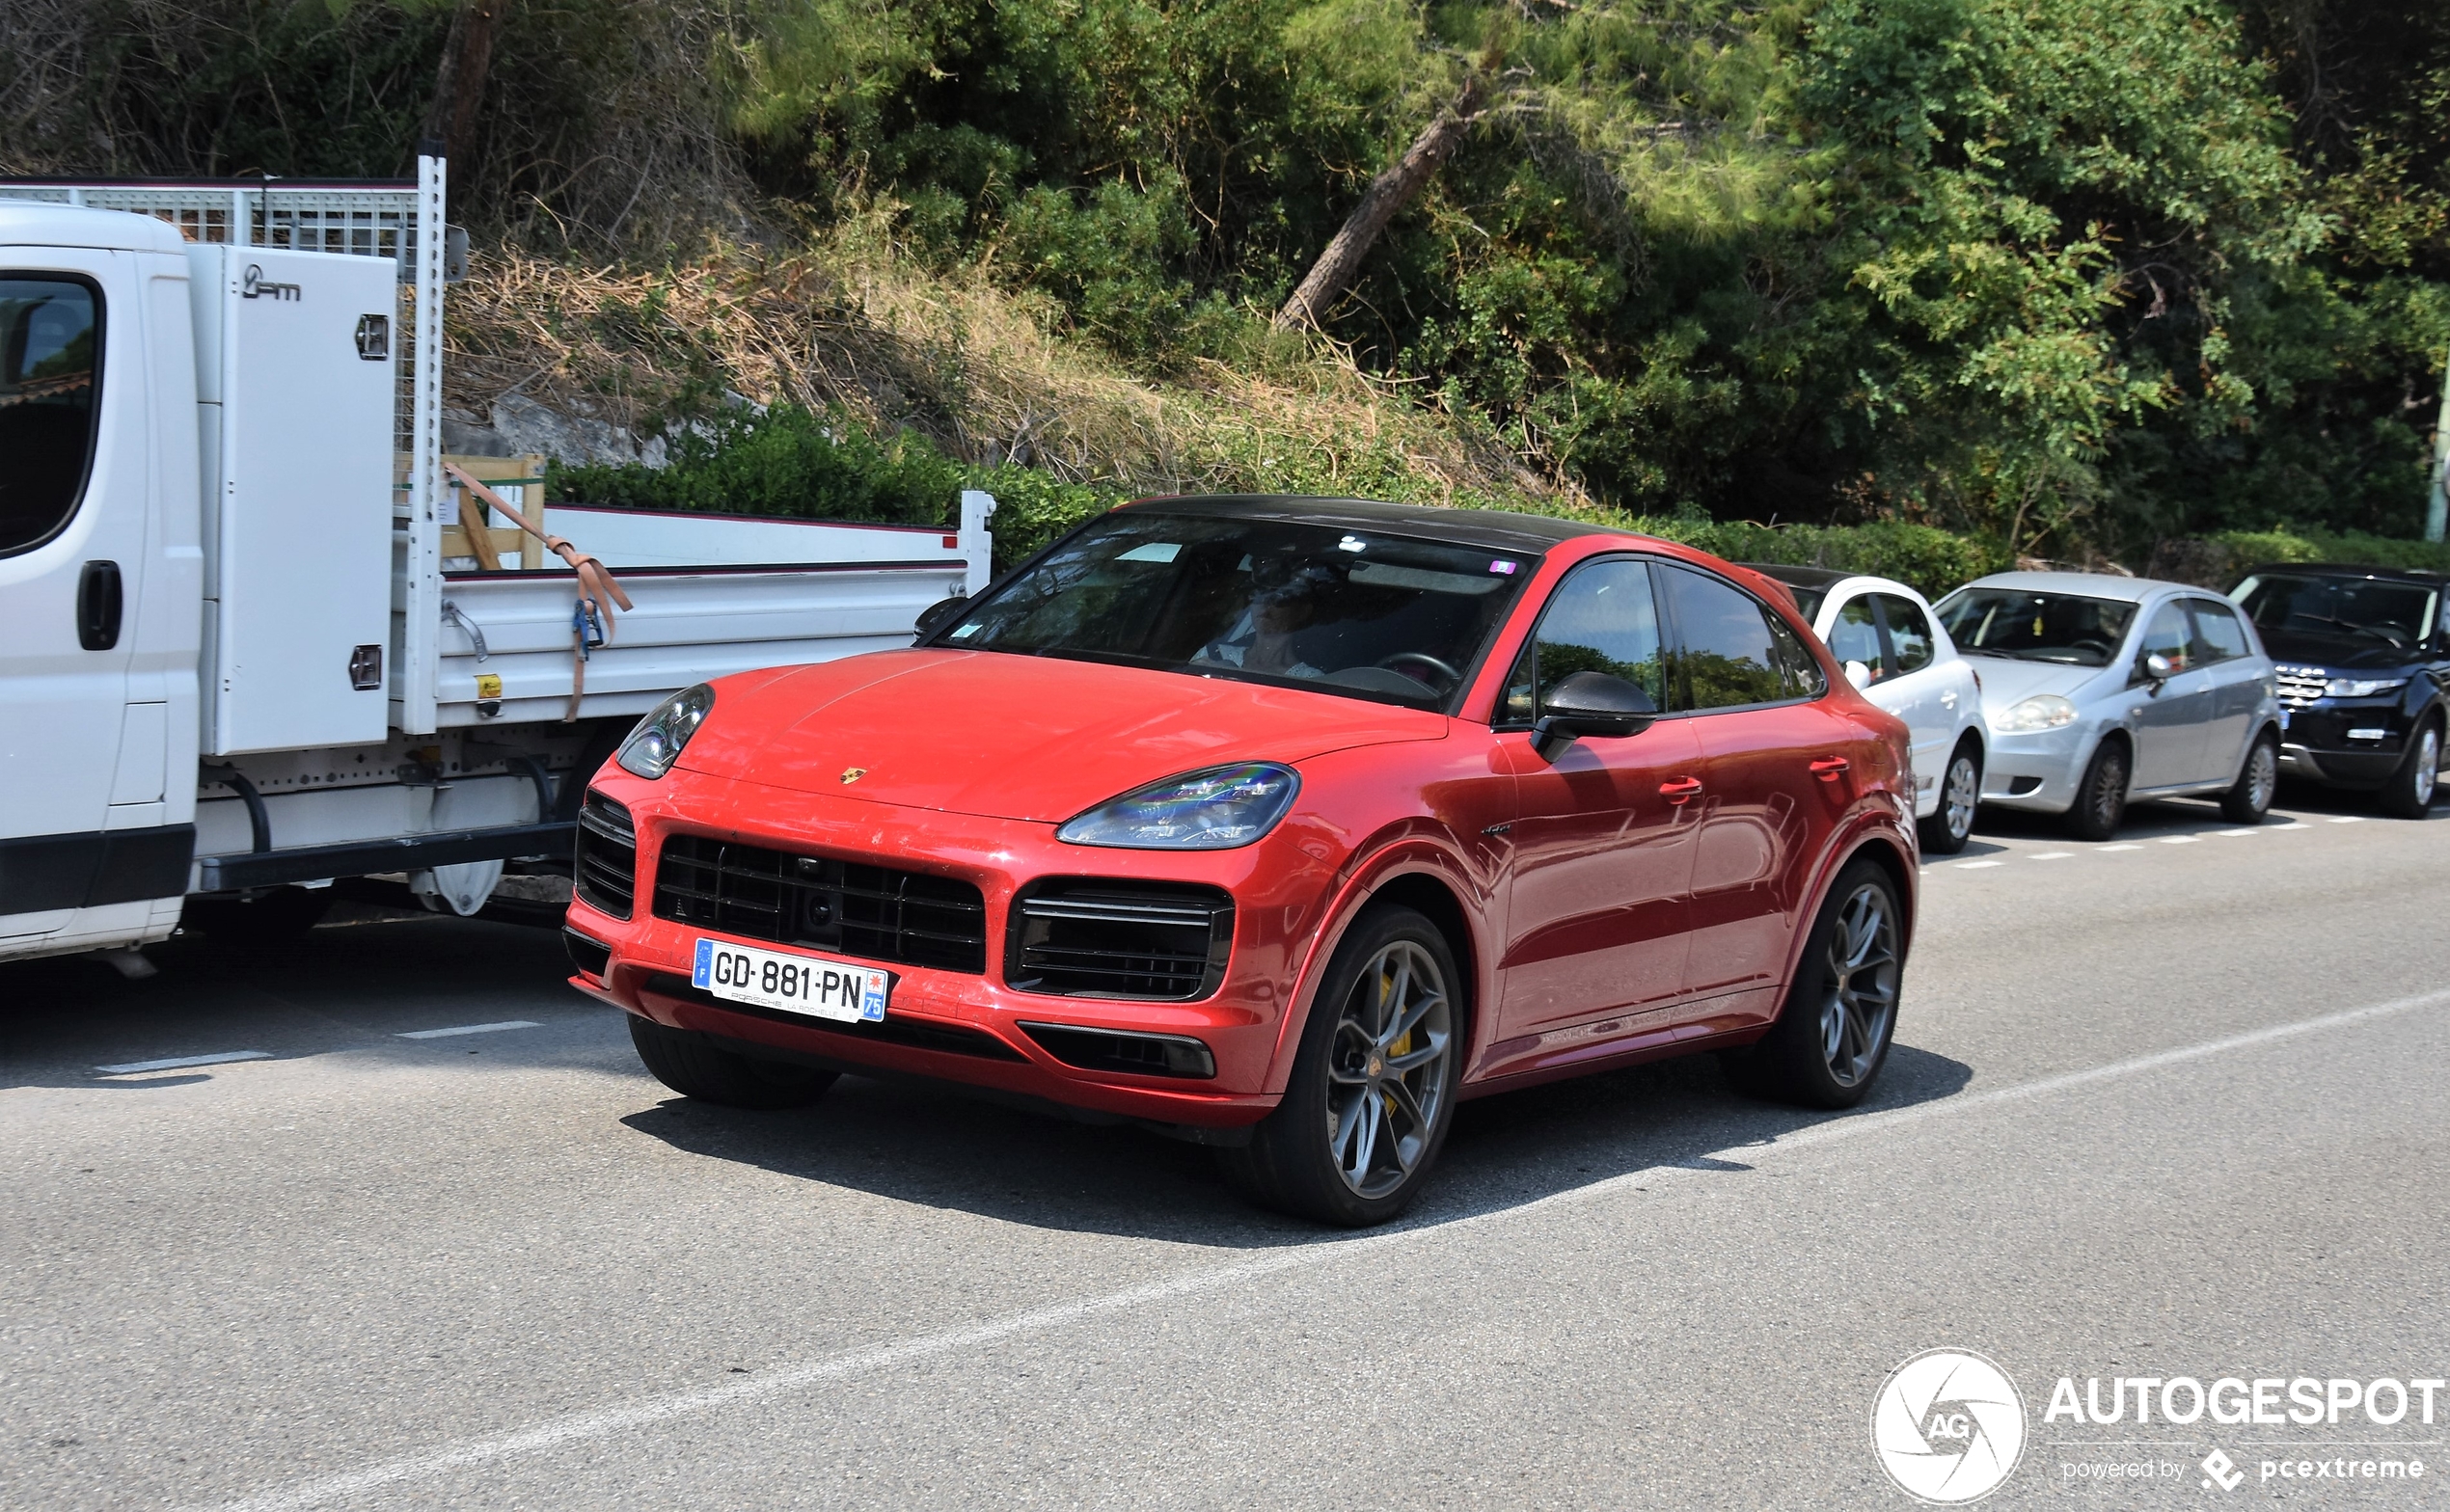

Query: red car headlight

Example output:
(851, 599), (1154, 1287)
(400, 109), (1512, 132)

(1056, 762), (1300, 850)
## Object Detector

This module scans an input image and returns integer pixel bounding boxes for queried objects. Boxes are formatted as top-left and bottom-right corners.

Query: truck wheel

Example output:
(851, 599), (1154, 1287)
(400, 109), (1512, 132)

(184, 887), (332, 949)
(1721, 859), (1902, 1110)
(1215, 904), (1463, 1228)
(2219, 732), (2279, 824)
(627, 1016), (838, 1109)
(2378, 718), (2442, 819)
(1918, 742), (1981, 854)
(2064, 739), (2130, 842)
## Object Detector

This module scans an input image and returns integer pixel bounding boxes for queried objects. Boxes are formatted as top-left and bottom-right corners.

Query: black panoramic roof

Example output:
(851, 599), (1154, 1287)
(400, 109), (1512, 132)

(1739, 561), (1849, 589)
(1122, 494), (1628, 554)
(2239, 560), (2448, 586)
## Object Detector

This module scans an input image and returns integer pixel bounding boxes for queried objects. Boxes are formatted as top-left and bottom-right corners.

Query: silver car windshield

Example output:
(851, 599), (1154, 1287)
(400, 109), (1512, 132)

(936, 512), (1534, 709)
(1935, 588), (2137, 667)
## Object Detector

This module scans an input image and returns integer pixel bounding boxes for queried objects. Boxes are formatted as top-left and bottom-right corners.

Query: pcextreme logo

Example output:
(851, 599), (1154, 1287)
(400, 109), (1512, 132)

(1871, 1349), (2028, 1504)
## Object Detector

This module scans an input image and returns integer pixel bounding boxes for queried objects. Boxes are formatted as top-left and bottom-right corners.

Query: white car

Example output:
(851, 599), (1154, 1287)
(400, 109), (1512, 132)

(1744, 565), (1988, 852)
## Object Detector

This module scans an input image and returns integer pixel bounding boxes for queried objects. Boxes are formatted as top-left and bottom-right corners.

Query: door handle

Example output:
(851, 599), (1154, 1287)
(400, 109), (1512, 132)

(1940, 690), (1957, 709)
(1809, 756), (1851, 781)
(77, 559), (123, 651)
(1659, 776), (1703, 804)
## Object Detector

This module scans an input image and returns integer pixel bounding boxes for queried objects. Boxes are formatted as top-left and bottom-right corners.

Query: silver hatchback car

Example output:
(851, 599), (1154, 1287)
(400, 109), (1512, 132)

(1930, 572), (2283, 839)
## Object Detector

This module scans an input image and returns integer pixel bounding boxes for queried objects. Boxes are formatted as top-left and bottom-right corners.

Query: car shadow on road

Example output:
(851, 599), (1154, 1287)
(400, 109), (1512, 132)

(616, 1039), (1974, 1249)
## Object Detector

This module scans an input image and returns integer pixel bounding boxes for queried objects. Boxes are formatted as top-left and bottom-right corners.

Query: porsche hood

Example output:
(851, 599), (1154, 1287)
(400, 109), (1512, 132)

(673, 650), (1448, 823)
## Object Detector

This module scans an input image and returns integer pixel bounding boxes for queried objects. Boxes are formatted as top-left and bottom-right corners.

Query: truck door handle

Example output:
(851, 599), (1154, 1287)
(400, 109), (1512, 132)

(1809, 756), (1851, 781)
(77, 559), (122, 651)
(1659, 776), (1703, 803)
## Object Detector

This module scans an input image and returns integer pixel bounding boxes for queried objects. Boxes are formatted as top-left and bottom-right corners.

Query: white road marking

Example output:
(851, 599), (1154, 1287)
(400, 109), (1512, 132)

(2099, 844), (2143, 852)
(2215, 828), (2262, 838)
(2029, 851), (2074, 861)
(197, 983), (2450, 1512)
(2329, 815), (2368, 824)
(95, 1051), (271, 1076)
(2159, 835), (2201, 845)
(396, 1021), (542, 1040)
(1956, 860), (2003, 870)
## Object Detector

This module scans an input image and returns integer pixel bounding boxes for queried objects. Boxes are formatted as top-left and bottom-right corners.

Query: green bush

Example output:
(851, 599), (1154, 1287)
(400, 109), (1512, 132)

(2208, 529), (2450, 575)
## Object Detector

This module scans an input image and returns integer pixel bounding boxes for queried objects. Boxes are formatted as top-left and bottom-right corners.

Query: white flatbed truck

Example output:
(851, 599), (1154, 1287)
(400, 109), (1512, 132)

(0, 162), (993, 964)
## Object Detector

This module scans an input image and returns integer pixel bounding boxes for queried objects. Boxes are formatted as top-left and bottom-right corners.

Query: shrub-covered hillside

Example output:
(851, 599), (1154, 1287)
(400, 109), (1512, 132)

(6, 0), (2447, 563)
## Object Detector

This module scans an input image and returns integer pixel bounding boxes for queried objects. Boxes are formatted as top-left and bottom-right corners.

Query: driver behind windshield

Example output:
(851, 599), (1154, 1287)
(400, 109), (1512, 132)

(940, 513), (1530, 707)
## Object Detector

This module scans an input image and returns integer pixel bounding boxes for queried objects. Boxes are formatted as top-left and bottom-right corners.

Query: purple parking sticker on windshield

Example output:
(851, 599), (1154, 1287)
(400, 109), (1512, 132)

(1490, 560), (1518, 574)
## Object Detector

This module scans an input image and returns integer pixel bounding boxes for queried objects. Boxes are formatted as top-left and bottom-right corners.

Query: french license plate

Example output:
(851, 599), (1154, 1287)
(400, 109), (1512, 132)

(693, 938), (889, 1023)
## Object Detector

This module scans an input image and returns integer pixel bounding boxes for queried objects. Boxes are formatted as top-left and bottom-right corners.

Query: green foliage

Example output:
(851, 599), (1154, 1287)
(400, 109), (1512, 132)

(14, 0), (2449, 563)
(2208, 529), (2450, 576)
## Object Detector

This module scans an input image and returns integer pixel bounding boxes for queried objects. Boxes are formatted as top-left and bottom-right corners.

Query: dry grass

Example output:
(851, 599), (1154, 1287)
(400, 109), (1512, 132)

(443, 222), (1577, 507)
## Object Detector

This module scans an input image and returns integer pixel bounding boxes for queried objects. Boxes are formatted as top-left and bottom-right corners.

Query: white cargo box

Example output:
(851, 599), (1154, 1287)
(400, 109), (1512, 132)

(187, 242), (397, 754)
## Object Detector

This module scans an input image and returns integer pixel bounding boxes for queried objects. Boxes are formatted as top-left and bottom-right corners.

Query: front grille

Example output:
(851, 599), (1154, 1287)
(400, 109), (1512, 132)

(1006, 880), (1235, 1001)
(572, 792), (636, 919)
(643, 974), (1022, 1061)
(2275, 664), (2327, 707)
(652, 833), (987, 973)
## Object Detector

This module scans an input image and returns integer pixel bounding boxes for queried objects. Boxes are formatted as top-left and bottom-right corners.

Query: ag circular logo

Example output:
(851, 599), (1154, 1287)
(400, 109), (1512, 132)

(1870, 1348), (2028, 1503)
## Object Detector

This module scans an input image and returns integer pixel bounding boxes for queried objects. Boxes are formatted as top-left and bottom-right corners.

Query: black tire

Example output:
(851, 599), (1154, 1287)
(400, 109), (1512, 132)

(2219, 731), (2279, 824)
(2064, 737), (2131, 841)
(1721, 859), (1903, 1110)
(627, 1015), (838, 1109)
(1216, 904), (1464, 1227)
(1918, 741), (1981, 854)
(2377, 716), (2443, 820)
(183, 886), (332, 948)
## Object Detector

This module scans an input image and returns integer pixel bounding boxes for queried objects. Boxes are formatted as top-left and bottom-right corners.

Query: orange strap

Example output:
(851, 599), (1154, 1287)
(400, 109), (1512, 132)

(444, 463), (636, 721)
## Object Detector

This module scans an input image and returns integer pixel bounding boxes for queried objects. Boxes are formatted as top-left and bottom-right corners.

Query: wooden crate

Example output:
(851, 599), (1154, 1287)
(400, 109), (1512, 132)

(442, 453), (549, 570)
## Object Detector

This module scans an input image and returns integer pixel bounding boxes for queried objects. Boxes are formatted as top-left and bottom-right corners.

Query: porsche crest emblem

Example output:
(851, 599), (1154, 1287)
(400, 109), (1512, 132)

(840, 767), (867, 784)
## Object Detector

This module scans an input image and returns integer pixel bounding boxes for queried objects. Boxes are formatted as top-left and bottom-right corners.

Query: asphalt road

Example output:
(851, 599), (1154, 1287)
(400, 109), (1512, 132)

(4, 784), (2446, 1510)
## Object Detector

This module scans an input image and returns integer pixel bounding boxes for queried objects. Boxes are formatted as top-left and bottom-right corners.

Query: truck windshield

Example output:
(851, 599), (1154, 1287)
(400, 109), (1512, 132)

(2230, 573), (2438, 652)
(1934, 588), (2137, 667)
(936, 511), (1534, 708)
(0, 277), (101, 555)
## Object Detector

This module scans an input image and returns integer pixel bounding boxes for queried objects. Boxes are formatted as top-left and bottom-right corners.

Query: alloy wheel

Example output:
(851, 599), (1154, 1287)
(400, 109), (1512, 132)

(2246, 741), (2278, 813)
(1323, 939), (1454, 1200)
(1942, 753), (1979, 843)
(2417, 727), (2441, 808)
(1816, 883), (1898, 1089)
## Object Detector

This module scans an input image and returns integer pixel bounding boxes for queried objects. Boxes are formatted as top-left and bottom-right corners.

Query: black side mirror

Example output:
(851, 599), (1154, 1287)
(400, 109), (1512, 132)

(913, 594), (970, 642)
(1533, 670), (1658, 761)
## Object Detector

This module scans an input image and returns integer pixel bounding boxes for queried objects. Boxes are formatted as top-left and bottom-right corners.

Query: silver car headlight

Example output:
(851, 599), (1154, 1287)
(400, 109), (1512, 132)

(2325, 677), (2407, 698)
(1057, 763), (1300, 850)
(1993, 694), (2079, 733)
(615, 683), (715, 779)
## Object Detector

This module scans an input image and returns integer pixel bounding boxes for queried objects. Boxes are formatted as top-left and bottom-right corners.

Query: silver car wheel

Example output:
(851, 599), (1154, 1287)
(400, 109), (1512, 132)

(1817, 883), (1898, 1089)
(1324, 939), (1454, 1200)
(1942, 752), (1979, 843)
(2417, 726), (2441, 808)
(2246, 739), (2278, 812)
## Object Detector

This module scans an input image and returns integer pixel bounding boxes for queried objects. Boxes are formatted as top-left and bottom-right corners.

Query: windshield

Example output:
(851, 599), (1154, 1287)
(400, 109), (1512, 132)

(937, 511), (1534, 708)
(2231, 573), (2437, 653)
(1934, 588), (2137, 667)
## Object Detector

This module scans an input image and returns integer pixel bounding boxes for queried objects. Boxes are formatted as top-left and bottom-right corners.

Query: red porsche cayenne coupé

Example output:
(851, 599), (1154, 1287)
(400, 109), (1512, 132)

(562, 496), (1918, 1225)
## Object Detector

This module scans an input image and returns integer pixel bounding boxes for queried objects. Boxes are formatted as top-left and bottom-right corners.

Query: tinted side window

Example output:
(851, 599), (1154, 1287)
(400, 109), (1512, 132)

(0, 276), (102, 555)
(1876, 595), (1936, 673)
(1662, 564), (1792, 711)
(1766, 611), (1829, 699)
(2138, 601), (2194, 673)
(1826, 596), (1885, 676)
(2188, 599), (2251, 662)
(1502, 558), (1667, 724)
